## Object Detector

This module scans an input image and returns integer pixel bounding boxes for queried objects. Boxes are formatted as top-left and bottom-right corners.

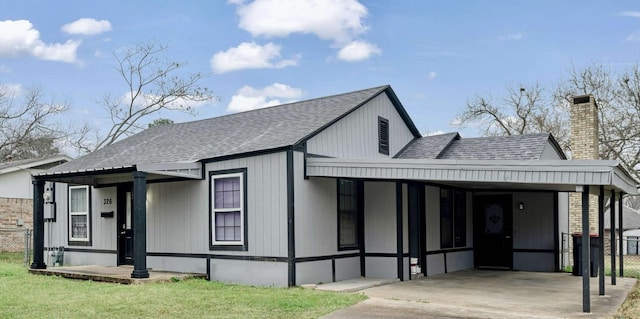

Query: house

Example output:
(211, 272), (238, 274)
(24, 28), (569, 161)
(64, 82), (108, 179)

(605, 206), (640, 255)
(30, 85), (636, 294)
(0, 156), (70, 252)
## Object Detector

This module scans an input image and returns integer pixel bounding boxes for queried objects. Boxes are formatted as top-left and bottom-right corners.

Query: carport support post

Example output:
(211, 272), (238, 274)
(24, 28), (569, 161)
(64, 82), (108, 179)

(598, 186), (605, 296)
(619, 193), (624, 277)
(131, 171), (149, 279)
(581, 185), (590, 313)
(610, 190), (616, 285)
(30, 178), (46, 269)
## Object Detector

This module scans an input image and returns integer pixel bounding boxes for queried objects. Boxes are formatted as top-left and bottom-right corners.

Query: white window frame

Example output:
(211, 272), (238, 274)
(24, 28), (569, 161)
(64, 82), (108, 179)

(211, 172), (245, 246)
(68, 185), (90, 242)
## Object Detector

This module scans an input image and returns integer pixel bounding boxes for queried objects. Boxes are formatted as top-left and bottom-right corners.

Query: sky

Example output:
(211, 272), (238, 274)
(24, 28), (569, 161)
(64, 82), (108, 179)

(2, 0), (640, 152)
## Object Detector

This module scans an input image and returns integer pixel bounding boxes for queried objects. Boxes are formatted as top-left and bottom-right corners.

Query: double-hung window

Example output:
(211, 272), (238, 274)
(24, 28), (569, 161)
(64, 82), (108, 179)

(69, 185), (90, 244)
(211, 170), (247, 250)
(338, 179), (361, 250)
(440, 188), (466, 249)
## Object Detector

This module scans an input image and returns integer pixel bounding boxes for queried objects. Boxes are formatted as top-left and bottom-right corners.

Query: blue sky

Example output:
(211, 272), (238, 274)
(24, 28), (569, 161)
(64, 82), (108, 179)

(2, 0), (640, 144)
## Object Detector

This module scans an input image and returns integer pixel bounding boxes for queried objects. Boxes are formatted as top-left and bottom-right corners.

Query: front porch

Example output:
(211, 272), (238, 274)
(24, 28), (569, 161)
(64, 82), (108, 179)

(29, 265), (206, 284)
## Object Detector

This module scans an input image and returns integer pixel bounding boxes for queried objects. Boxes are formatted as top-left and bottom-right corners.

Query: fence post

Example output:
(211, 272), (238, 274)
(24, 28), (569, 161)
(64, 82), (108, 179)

(23, 228), (32, 267)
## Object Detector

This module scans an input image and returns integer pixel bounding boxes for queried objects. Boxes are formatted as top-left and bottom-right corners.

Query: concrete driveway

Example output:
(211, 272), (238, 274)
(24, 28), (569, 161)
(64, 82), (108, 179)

(321, 270), (637, 319)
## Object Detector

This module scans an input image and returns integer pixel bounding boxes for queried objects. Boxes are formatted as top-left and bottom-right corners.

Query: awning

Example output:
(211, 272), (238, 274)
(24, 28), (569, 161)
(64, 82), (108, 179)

(306, 158), (639, 195)
(34, 161), (203, 185)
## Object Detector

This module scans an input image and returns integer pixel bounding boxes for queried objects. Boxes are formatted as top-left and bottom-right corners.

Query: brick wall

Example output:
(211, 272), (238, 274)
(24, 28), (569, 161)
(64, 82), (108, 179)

(569, 95), (599, 234)
(0, 197), (33, 252)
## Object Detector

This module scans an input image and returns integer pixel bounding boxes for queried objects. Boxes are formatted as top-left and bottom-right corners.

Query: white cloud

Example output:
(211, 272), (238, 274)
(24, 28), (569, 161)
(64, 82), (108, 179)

(227, 83), (303, 112)
(0, 20), (80, 63)
(499, 33), (523, 41)
(1, 83), (23, 97)
(0, 65), (9, 73)
(626, 31), (640, 42)
(211, 42), (299, 73)
(231, 0), (380, 61)
(427, 71), (437, 80)
(62, 18), (112, 35)
(424, 130), (446, 136)
(337, 40), (381, 61)
(234, 0), (368, 43)
(619, 11), (640, 18)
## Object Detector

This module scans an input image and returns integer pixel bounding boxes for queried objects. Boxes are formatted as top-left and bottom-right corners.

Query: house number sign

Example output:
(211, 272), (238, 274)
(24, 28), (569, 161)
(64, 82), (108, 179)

(103, 198), (113, 205)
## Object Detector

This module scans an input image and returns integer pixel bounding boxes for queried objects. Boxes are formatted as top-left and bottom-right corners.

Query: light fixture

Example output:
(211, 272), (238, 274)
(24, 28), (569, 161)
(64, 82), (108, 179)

(518, 201), (525, 210)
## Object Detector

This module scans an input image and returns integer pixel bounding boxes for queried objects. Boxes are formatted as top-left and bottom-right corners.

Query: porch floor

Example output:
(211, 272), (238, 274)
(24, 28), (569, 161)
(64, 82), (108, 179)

(322, 270), (638, 319)
(29, 265), (206, 284)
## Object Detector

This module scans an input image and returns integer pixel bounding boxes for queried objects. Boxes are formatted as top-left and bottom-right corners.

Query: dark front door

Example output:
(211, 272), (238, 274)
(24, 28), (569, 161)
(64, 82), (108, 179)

(474, 195), (513, 269)
(117, 184), (134, 265)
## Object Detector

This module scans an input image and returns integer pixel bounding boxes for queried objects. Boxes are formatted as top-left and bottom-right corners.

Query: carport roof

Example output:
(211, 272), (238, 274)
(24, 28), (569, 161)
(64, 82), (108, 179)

(306, 157), (639, 194)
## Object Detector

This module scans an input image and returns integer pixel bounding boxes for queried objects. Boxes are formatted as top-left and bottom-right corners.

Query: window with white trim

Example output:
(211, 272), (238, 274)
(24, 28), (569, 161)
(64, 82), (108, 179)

(210, 170), (247, 250)
(69, 185), (90, 244)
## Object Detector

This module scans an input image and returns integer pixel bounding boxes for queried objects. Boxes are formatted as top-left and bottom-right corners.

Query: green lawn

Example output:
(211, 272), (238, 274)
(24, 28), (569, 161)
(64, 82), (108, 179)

(0, 253), (365, 319)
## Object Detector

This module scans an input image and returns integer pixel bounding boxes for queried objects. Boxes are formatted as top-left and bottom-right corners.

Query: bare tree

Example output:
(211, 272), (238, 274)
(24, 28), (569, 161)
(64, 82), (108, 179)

(456, 63), (640, 181)
(71, 42), (216, 153)
(456, 83), (570, 151)
(556, 64), (640, 178)
(0, 85), (67, 160)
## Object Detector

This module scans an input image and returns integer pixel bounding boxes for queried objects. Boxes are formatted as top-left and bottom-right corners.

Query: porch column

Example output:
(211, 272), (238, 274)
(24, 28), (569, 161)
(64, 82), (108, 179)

(597, 186), (605, 296)
(30, 178), (46, 269)
(610, 190), (616, 285)
(619, 193), (624, 277)
(395, 182), (404, 281)
(131, 171), (149, 279)
(581, 185), (590, 313)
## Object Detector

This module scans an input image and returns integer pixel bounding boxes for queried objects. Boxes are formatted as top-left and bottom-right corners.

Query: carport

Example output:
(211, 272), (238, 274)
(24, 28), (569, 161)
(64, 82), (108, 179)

(322, 270), (637, 319)
(307, 157), (639, 313)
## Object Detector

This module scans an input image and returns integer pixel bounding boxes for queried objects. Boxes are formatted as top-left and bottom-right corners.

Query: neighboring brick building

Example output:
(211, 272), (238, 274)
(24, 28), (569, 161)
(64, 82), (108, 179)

(0, 197), (33, 252)
(0, 157), (69, 252)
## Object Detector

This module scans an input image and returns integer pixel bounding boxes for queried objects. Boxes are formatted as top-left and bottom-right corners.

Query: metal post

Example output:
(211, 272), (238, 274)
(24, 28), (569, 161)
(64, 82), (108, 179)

(610, 190), (616, 285)
(581, 186), (590, 313)
(30, 178), (46, 269)
(619, 193), (624, 277)
(131, 171), (149, 279)
(24, 228), (31, 266)
(598, 186), (605, 296)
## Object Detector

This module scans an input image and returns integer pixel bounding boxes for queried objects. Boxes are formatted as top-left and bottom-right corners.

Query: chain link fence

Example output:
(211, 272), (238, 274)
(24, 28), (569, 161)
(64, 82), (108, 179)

(561, 232), (640, 279)
(0, 227), (32, 266)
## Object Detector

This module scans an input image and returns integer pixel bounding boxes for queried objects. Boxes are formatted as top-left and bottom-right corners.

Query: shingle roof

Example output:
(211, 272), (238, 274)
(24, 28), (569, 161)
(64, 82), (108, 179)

(51, 85), (419, 173)
(0, 156), (70, 174)
(396, 132), (459, 159)
(605, 206), (640, 230)
(437, 133), (558, 160)
(397, 133), (562, 160)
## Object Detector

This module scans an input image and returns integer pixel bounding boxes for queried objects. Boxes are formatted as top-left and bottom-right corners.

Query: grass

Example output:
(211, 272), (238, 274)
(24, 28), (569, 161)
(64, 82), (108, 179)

(0, 253), (366, 319)
(612, 280), (640, 319)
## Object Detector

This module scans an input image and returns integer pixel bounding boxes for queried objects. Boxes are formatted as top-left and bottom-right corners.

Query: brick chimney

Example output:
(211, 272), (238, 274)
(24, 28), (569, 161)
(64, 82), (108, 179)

(569, 94), (599, 233)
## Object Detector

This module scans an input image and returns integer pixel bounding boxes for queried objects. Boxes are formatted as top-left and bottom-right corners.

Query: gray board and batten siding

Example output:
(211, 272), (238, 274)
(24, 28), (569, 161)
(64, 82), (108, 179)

(306, 92), (416, 158)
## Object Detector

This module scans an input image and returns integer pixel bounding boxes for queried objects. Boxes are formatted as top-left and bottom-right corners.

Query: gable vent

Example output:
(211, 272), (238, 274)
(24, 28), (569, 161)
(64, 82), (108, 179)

(378, 116), (389, 155)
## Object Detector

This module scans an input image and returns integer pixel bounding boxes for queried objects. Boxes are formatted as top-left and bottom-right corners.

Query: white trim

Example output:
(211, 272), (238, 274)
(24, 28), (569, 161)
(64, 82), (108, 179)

(68, 185), (90, 242)
(211, 172), (245, 246)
